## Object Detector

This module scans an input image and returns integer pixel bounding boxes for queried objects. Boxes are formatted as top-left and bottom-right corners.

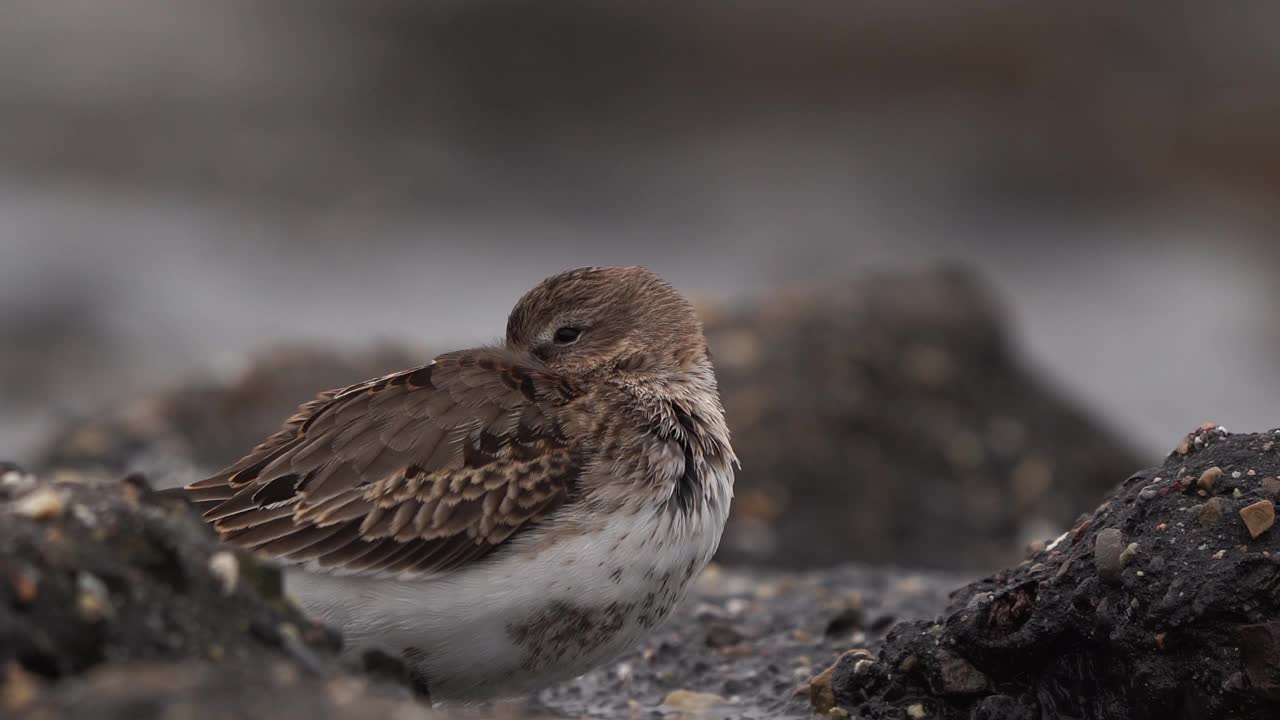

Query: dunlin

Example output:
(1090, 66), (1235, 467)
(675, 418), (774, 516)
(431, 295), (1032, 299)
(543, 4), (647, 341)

(183, 266), (736, 699)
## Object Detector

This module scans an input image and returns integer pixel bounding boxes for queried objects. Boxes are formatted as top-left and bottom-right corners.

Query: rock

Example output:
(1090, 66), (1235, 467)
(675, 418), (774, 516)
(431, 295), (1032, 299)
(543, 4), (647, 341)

(662, 689), (727, 710)
(1093, 528), (1125, 584)
(1118, 542), (1139, 567)
(932, 652), (988, 696)
(807, 650), (872, 714)
(13, 488), (66, 519)
(831, 427), (1280, 720)
(1198, 466), (1223, 492)
(1240, 500), (1275, 539)
(1198, 496), (1224, 528)
(1238, 622), (1280, 702)
(702, 269), (1143, 570)
(0, 467), (431, 719)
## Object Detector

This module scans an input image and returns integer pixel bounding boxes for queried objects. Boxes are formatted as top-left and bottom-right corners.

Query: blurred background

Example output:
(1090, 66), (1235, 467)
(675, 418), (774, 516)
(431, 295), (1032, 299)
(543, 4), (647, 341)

(4, 0), (1280, 570)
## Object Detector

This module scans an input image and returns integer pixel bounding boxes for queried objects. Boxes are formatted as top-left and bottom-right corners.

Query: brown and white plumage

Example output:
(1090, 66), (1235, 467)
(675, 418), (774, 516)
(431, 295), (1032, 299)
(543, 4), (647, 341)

(181, 266), (736, 699)
(186, 350), (581, 577)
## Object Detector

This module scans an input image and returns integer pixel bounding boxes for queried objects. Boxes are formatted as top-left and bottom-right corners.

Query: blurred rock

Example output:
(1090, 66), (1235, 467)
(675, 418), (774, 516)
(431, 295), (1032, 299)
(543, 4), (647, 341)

(705, 268), (1144, 570)
(0, 466), (440, 719)
(831, 426), (1280, 720)
(38, 344), (425, 486)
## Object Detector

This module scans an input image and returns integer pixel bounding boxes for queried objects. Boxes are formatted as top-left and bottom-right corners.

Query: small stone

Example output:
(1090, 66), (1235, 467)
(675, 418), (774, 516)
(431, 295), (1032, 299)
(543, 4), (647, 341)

(11, 567), (38, 605)
(208, 552), (240, 596)
(907, 703), (927, 719)
(1213, 549), (1227, 559)
(3, 662), (38, 711)
(824, 607), (864, 638)
(1197, 467), (1222, 492)
(76, 572), (113, 622)
(1154, 632), (1167, 650)
(14, 488), (66, 520)
(1119, 543), (1139, 566)
(1198, 497), (1224, 528)
(933, 651), (989, 695)
(1138, 485), (1161, 502)
(807, 650), (867, 713)
(1234, 488), (1244, 498)
(1241, 500), (1276, 539)
(1094, 528), (1125, 584)
(664, 689), (727, 711)
(703, 622), (743, 649)
(1263, 478), (1280, 496)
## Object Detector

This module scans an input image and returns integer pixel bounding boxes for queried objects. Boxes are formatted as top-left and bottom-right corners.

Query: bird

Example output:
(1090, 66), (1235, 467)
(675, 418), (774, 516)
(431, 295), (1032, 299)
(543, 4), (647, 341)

(180, 266), (737, 700)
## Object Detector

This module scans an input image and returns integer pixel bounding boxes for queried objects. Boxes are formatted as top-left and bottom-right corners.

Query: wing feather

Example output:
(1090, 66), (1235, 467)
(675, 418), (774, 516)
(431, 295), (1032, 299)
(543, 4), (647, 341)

(184, 349), (580, 578)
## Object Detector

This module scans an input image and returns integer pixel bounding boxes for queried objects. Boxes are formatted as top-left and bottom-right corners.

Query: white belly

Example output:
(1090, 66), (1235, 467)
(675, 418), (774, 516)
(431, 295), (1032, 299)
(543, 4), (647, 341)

(285, 497), (728, 700)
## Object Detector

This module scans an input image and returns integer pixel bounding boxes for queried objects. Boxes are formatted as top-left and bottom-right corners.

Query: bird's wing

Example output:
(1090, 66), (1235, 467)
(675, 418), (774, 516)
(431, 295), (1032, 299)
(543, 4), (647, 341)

(184, 348), (581, 577)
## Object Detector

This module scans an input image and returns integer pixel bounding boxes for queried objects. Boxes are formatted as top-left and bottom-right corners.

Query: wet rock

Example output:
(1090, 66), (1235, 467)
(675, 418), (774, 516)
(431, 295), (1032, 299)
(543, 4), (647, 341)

(703, 269), (1143, 570)
(832, 427), (1280, 720)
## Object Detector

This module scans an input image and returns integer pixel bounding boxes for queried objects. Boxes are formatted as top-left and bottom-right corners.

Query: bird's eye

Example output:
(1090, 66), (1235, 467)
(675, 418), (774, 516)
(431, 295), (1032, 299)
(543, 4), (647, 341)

(553, 327), (582, 345)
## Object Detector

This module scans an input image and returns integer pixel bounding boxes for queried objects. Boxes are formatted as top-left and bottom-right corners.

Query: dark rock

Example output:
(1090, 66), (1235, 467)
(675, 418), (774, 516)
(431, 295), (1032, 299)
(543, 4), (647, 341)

(0, 467), (430, 719)
(832, 427), (1280, 720)
(931, 651), (989, 696)
(703, 269), (1144, 570)
(824, 607), (865, 638)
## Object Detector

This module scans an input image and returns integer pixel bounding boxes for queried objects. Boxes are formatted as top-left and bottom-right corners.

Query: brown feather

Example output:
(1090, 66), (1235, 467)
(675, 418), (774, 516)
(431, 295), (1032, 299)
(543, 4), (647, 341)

(184, 350), (581, 578)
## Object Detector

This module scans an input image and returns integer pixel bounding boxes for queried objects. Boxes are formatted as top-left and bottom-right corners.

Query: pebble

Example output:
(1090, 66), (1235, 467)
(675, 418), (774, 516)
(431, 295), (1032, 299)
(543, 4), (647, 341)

(1198, 497), (1224, 528)
(14, 488), (67, 520)
(208, 552), (240, 596)
(76, 572), (113, 622)
(2, 662), (38, 711)
(1119, 543), (1139, 567)
(907, 704), (928, 719)
(1094, 528), (1125, 584)
(806, 650), (868, 714)
(1240, 500), (1276, 539)
(1264, 477), (1280, 496)
(1197, 467), (1222, 492)
(1138, 485), (1161, 502)
(11, 567), (38, 605)
(663, 689), (728, 710)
